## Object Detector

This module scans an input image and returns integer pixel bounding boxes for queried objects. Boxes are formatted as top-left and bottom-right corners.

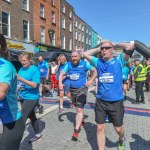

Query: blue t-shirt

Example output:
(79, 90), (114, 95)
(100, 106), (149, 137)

(56, 62), (70, 85)
(63, 60), (94, 88)
(91, 53), (127, 101)
(122, 66), (130, 81)
(0, 58), (22, 124)
(38, 60), (49, 78)
(18, 65), (40, 100)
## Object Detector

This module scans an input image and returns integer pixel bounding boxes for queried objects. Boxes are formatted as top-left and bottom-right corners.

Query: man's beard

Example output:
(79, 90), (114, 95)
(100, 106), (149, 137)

(72, 59), (79, 65)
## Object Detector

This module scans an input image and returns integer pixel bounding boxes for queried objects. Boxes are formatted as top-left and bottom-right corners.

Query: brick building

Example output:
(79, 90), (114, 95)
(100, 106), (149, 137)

(59, 0), (74, 50)
(33, 0), (59, 47)
(0, 0), (34, 43)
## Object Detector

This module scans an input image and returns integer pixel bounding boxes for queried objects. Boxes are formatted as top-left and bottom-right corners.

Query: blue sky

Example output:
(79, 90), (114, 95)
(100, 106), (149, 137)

(66, 0), (150, 44)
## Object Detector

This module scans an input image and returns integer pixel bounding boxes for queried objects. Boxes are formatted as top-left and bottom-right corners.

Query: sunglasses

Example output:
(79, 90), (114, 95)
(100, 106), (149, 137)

(101, 46), (113, 51)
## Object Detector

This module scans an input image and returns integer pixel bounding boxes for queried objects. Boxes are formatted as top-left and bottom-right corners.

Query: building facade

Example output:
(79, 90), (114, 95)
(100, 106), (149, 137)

(0, 0), (34, 43)
(59, 0), (74, 50)
(84, 24), (92, 51)
(33, 0), (59, 47)
(91, 30), (99, 48)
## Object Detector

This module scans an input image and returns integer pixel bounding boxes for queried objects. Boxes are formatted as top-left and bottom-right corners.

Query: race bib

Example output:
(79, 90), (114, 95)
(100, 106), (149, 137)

(40, 68), (44, 73)
(99, 73), (114, 83)
(122, 75), (126, 80)
(70, 73), (80, 80)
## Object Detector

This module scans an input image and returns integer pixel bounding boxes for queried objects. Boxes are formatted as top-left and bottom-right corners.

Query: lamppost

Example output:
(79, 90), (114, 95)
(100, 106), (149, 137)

(48, 29), (54, 46)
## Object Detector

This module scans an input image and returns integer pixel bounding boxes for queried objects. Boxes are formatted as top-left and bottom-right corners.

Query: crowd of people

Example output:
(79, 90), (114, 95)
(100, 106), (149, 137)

(0, 33), (150, 150)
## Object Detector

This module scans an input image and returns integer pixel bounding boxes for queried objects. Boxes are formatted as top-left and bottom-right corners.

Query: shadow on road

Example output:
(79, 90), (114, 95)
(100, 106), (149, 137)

(130, 134), (150, 150)
(83, 122), (98, 150)
(58, 112), (88, 128)
(20, 119), (45, 150)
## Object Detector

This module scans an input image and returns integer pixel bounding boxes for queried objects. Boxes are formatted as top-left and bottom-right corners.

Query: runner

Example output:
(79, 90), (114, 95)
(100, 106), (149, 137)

(38, 56), (50, 97)
(56, 54), (71, 113)
(17, 52), (42, 143)
(0, 33), (24, 150)
(83, 41), (135, 150)
(122, 63), (130, 100)
(59, 51), (97, 141)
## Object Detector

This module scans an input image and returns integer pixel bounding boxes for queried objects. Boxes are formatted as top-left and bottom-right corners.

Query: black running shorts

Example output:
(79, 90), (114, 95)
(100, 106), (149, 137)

(70, 86), (87, 108)
(95, 99), (124, 127)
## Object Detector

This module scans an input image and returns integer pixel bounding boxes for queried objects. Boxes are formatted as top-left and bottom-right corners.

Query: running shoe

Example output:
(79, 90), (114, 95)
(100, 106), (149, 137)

(39, 105), (44, 114)
(28, 135), (42, 144)
(118, 139), (124, 150)
(71, 129), (81, 141)
(57, 108), (64, 114)
(140, 100), (145, 104)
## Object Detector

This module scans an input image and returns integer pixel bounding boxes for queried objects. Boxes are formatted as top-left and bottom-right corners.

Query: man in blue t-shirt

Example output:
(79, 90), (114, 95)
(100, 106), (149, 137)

(59, 51), (97, 141)
(83, 41), (135, 150)
(55, 54), (71, 113)
(38, 56), (49, 96)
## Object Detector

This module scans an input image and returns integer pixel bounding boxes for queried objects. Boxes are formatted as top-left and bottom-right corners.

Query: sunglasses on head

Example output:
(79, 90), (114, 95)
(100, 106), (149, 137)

(100, 46), (113, 51)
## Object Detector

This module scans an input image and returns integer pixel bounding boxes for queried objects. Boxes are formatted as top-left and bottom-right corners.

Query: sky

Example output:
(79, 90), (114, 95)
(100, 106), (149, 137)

(66, 0), (150, 44)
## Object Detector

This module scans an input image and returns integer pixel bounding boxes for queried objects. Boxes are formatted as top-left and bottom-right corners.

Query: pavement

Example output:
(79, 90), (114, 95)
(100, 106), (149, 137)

(0, 85), (150, 150)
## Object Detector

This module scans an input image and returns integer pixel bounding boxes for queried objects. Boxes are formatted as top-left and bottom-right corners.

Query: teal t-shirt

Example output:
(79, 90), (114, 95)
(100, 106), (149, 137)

(122, 66), (130, 81)
(18, 65), (40, 100)
(63, 60), (94, 73)
(0, 58), (22, 124)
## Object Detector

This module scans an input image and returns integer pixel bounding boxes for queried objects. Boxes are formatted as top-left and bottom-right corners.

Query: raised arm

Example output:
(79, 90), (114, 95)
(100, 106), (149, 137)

(82, 47), (100, 63)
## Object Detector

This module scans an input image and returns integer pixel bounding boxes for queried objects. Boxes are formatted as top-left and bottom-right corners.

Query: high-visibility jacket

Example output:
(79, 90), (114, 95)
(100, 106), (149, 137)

(134, 64), (146, 81)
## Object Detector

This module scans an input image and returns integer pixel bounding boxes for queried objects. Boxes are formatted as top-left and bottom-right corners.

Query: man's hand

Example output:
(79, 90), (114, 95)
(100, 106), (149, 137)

(85, 80), (93, 88)
(59, 83), (64, 91)
(17, 74), (21, 81)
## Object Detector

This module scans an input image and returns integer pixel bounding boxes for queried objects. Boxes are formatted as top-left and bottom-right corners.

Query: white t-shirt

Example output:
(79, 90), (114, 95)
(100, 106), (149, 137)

(51, 65), (57, 74)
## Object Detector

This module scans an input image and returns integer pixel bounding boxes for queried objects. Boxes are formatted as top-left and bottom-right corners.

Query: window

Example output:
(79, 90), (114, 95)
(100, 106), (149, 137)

(69, 39), (72, 50)
(40, 4), (44, 18)
(69, 23), (72, 32)
(86, 38), (88, 44)
(69, 11), (72, 18)
(82, 25), (84, 31)
(62, 18), (65, 29)
(75, 45), (78, 50)
(62, 5), (65, 13)
(78, 33), (81, 41)
(51, 0), (55, 6)
(75, 21), (77, 27)
(75, 31), (78, 40)
(23, 20), (29, 42)
(86, 28), (88, 34)
(82, 35), (84, 42)
(40, 26), (45, 43)
(5, 0), (11, 2)
(51, 32), (55, 46)
(51, 11), (55, 23)
(61, 35), (65, 49)
(2, 11), (10, 37)
(79, 23), (81, 30)
(22, 0), (29, 11)
(89, 39), (91, 45)
(89, 31), (91, 35)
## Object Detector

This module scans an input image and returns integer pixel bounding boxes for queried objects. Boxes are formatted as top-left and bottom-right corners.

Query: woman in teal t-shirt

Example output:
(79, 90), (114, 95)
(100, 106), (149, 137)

(17, 52), (42, 143)
(0, 34), (24, 150)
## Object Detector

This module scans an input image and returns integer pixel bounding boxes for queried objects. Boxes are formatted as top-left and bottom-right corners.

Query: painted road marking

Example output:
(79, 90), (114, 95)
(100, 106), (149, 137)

(39, 99), (150, 117)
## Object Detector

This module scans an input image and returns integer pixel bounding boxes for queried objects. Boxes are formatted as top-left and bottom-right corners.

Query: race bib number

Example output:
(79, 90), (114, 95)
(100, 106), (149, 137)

(70, 73), (80, 80)
(40, 68), (44, 73)
(122, 75), (126, 80)
(99, 73), (114, 83)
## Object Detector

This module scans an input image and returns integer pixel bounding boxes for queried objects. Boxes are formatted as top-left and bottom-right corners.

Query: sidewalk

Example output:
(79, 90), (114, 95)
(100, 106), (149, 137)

(19, 86), (150, 150)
